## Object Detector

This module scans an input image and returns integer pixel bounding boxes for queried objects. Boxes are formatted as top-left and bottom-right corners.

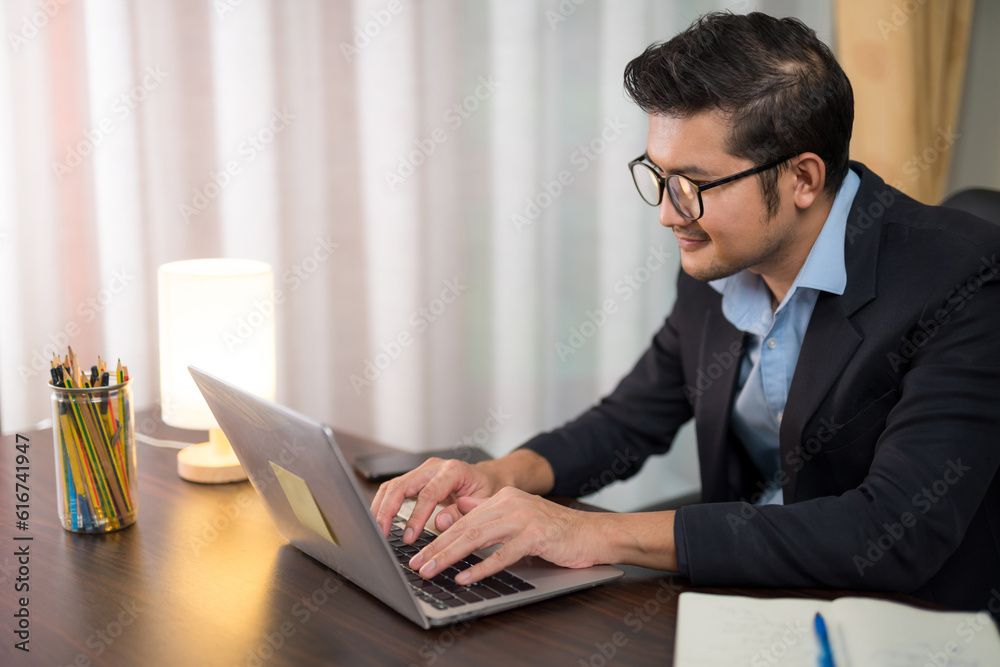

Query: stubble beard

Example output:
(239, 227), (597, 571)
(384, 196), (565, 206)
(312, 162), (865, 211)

(680, 205), (787, 282)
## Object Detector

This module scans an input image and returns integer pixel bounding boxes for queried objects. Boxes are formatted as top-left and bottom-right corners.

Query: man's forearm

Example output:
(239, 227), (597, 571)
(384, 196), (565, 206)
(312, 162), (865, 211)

(595, 510), (678, 572)
(479, 448), (555, 496)
(474, 451), (679, 571)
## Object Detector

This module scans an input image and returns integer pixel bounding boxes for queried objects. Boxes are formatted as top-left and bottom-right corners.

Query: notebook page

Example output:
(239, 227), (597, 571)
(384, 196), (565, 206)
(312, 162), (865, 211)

(675, 592), (836, 667)
(833, 597), (1000, 667)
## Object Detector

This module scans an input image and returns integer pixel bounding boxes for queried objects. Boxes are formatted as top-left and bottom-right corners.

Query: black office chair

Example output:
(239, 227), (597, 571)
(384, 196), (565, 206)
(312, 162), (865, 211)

(940, 187), (1000, 225)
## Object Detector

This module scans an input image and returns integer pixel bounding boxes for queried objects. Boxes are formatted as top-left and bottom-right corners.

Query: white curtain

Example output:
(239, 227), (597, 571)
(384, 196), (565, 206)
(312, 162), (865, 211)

(0, 0), (830, 511)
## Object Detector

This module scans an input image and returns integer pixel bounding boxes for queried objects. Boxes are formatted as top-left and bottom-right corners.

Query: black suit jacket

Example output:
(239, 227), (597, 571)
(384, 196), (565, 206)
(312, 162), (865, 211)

(522, 163), (1000, 615)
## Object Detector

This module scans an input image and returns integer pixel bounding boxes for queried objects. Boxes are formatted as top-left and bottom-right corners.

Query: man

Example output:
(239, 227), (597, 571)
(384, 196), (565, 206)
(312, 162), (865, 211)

(371, 12), (1000, 616)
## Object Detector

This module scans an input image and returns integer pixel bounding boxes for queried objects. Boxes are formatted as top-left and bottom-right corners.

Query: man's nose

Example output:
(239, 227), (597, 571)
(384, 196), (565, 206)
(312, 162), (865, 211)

(659, 197), (689, 229)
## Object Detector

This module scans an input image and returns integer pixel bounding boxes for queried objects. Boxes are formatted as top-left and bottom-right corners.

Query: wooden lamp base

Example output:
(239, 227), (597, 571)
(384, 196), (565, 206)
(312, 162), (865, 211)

(177, 428), (248, 484)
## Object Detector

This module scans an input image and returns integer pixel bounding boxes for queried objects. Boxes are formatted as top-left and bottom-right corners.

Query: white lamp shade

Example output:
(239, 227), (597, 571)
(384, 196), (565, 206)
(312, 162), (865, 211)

(158, 259), (276, 430)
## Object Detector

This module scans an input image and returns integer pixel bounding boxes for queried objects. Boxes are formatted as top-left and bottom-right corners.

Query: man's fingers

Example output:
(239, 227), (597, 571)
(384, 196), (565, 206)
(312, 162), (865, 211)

(414, 522), (491, 578)
(420, 526), (525, 586)
(405, 483), (454, 542)
(403, 460), (474, 542)
(374, 484), (412, 536)
(454, 540), (523, 585)
(456, 495), (487, 514)
(411, 508), (508, 577)
(434, 504), (460, 531)
(370, 485), (389, 535)
(433, 493), (487, 532)
(372, 462), (443, 537)
(411, 491), (516, 573)
(373, 485), (404, 537)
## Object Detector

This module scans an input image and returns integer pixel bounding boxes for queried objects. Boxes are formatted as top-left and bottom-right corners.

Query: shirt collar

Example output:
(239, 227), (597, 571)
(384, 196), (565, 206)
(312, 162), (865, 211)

(708, 167), (861, 308)
(790, 167), (860, 296)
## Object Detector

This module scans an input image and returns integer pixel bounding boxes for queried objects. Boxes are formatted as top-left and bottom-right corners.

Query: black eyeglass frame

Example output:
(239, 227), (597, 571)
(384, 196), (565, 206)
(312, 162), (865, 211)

(628, 153), (797, 220)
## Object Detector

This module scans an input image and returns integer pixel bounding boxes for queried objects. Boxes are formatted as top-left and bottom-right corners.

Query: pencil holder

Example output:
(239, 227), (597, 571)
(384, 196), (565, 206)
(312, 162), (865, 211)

(50, 380), (137, 533)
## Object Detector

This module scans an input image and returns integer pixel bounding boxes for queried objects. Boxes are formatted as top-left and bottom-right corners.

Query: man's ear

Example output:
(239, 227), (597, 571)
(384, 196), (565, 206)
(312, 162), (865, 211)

(790, 152), (827, 210)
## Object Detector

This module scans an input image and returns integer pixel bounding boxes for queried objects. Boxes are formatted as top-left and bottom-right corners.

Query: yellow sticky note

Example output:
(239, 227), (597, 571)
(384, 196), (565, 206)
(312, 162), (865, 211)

(270, 462), (338, 545)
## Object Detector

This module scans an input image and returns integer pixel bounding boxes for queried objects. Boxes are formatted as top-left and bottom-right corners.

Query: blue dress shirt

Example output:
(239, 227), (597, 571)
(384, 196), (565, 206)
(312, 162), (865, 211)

(707, 168), (861, 505)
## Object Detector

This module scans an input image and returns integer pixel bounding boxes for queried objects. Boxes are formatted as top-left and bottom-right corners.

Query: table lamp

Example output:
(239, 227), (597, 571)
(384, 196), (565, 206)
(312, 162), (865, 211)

(157, 259), (276, 483)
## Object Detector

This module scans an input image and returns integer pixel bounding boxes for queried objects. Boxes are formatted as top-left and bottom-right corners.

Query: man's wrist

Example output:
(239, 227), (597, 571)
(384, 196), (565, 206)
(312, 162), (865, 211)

(479, 449), (555, 495)
(595, 510), (678, 571)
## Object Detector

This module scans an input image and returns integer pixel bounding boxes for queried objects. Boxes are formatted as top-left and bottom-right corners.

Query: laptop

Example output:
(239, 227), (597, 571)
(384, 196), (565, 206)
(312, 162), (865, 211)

(188, 366), (624, 628)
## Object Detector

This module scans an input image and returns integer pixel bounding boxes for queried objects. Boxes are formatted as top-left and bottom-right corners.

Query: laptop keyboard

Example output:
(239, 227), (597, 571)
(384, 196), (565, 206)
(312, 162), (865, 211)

(389, 516), (535, 610)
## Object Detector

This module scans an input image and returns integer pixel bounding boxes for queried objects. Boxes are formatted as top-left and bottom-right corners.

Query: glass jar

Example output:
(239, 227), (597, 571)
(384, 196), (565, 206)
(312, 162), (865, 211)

(50, 380), (137, 533)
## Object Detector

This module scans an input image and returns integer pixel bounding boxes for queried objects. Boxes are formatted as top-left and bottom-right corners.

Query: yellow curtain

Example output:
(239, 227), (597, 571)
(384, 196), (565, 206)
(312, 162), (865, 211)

(835, 0), (975, 203)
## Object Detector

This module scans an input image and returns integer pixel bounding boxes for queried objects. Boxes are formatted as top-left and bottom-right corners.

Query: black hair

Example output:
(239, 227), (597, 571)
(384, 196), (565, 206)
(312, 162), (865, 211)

(623, 12), (854, 215)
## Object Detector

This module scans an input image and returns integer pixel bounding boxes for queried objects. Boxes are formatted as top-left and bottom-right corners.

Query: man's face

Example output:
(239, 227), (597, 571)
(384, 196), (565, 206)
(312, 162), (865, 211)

(646, 111), (797, 282)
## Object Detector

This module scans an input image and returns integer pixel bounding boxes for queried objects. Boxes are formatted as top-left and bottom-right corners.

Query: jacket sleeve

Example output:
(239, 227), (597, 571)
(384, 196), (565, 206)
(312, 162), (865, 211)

(520, 282), (695, 497)
(675, 268), (1000, 594)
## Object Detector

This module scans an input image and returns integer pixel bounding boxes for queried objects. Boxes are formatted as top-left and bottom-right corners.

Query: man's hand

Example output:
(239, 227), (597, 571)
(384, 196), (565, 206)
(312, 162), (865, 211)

(370, 456), (504, 542)
(371, 449), (677, 578)
(369, 449), (554, 542)
(407, 488), (612, 584)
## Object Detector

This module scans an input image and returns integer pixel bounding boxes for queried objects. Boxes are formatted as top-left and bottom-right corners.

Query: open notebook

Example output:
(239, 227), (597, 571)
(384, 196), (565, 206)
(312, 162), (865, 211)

(675, 592), (1000, 667)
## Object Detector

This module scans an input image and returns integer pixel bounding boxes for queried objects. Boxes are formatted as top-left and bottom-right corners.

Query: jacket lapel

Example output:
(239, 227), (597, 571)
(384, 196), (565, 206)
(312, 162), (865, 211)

(694, 303), (746, 501)
(780, 295), (862, 501)
(780, 162), (888, 501)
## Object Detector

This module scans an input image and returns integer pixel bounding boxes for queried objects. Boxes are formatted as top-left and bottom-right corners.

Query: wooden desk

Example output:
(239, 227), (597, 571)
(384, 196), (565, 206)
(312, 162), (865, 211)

(0, 413), (932, 666)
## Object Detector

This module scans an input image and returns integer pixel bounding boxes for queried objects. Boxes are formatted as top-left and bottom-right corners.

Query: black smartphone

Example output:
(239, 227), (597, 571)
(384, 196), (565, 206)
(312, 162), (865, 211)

(353, 446), (492, 483)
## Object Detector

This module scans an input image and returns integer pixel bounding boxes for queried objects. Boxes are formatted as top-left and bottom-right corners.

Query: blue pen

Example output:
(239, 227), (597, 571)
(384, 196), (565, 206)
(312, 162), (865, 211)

(814, 612), (836, 667)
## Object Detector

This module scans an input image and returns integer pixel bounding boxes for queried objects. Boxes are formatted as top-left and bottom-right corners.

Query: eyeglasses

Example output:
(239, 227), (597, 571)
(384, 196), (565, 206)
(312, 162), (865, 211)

(628, 153), (796, 220)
